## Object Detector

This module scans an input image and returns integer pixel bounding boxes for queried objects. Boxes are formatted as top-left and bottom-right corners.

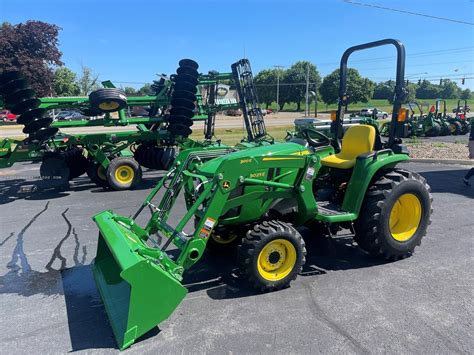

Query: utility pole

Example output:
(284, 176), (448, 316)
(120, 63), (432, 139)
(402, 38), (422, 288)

(305, 64), (310, 117)
(274, 65), (284, 113)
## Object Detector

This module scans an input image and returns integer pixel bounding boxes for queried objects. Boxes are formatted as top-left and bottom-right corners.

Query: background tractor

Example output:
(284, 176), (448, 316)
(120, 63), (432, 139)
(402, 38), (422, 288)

(91, 39), (432, 349)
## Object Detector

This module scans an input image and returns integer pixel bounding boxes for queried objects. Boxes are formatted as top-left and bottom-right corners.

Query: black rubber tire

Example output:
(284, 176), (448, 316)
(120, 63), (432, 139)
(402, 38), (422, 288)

(160, 147), (176, 170)
(40, 154), (69, 186)
(89, 88), (127, 113)
(425, 122), (440, 137)
(106, 157), (142, 190)
(354, 168), (433, 260)
(460, 122), (470, 135)
(207, 229), (243, 253)
(86, 161), (109, 188)
(448, 121), (462, 135)
(63, 148), (89, 180)
(439, 125), (450, 136)
(238, 220), (306, 292)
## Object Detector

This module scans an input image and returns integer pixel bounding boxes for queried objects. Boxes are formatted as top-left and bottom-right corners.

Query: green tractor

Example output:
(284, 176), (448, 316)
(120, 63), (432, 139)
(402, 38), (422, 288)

(91, 39), (432, 349)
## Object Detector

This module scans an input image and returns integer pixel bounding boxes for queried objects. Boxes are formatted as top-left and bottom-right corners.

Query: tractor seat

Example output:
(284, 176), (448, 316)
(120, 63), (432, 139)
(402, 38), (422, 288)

(321, 125), (376, 169)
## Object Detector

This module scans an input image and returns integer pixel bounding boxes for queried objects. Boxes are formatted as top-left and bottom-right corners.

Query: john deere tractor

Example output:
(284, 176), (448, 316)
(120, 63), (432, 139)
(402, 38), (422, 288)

(91, 39), (432, 349)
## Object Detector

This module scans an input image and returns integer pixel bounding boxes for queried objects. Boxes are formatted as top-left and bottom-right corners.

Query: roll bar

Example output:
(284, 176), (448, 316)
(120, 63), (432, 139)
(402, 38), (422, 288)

(332, 39), (407, 148)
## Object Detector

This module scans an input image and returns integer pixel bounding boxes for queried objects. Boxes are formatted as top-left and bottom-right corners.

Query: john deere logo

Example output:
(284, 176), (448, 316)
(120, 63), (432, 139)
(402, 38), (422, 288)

(222, 180), (231, 189)
(216, 87), (228, 97)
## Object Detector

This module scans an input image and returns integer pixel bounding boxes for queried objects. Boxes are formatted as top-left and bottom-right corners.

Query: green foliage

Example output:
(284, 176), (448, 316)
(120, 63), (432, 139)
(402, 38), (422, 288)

(281, 61), (321, 111)
(319, 68), (374, 105)
(254, 69), (279, 108)
(416, 80), (440, 99)
(53, 67), (80, 96)
(123, 87), (137, 95)
(77, 65), (100, 95)
(138, 83), (154, 96)
(0, 20), (63, 96)
(460, 88), (472, 100)
(373, 81), (393, 100)
(439, 79), (461, 99)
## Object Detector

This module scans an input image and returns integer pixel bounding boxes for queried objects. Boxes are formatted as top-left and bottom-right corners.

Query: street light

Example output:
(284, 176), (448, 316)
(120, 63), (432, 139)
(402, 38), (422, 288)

(273, 65), (284, 113)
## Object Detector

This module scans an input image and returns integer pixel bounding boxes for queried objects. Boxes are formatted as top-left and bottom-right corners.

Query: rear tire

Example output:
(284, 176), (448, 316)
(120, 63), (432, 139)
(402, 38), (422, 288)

(354, 168), (432, 260)
(238, 220), (306, 292)
(87, 161), (109, 188)
(106, 157), (142, 190)
(425, 122), (440, 137)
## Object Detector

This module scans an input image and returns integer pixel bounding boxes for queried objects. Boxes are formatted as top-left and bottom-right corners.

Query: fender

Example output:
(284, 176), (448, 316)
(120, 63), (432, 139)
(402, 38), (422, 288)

(342, 150), (409, 216)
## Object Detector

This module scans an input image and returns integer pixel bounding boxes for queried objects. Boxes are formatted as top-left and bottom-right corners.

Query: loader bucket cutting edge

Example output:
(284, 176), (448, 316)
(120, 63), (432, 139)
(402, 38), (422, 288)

(92, 211), (188, 350)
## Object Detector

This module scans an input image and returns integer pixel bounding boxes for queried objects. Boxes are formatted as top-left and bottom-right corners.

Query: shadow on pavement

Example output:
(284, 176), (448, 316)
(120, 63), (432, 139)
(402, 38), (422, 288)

(0, 173), (162, 205)
(418, 168), (474, 198)
(182, 227), (386, 301)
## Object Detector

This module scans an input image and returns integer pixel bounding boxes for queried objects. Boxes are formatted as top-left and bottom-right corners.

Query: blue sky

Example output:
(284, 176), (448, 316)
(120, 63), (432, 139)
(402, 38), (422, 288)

(1, 0), (473, 89)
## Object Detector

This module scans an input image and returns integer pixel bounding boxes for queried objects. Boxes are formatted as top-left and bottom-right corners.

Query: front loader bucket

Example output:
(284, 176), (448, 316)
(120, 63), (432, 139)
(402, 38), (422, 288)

(93, 211), (187, 350)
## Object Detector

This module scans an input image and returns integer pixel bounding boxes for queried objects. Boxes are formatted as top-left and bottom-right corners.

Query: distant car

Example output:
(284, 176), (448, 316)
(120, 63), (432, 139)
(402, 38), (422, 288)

(55, 111), (86, 121)
(359, 108), (389, 119)
(0, 110), (17, 122)
(226, 109), (242, 116)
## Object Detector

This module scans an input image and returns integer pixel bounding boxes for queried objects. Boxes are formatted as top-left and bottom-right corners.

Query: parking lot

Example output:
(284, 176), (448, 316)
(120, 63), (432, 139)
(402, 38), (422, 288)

(0, 161), (472, 354)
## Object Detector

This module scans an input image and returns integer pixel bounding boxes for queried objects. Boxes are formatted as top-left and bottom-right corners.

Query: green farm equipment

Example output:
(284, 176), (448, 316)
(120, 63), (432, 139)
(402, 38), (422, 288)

(0, 59), (260, 190)
(452, 99), (470, 135)
(91, 39), (432, 349)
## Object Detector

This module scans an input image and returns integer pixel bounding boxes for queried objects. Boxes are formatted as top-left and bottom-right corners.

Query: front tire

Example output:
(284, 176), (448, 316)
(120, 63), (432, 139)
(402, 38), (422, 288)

(106, 157), (142, 190)
(354, 169), (432, 260)
(238, 220), (306, 292)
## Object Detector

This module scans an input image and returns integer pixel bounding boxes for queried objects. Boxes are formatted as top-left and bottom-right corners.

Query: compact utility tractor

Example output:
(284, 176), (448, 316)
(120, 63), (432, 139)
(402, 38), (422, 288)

(92, 39), (432, 349)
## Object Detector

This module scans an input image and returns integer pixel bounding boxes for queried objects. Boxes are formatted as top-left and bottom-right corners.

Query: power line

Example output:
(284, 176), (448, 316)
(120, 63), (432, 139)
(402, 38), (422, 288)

(317, 47), (474, 66)
(343, 0), (474, 25)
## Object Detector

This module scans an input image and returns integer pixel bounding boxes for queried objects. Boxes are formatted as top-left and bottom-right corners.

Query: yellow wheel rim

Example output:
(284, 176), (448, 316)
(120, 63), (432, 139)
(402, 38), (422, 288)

(98, 101), (120, 111)
(257, 239), (297, 281)
(389, 193), (422, 242)
(212, 232), (238, 245)
(114, 165), (134, 185)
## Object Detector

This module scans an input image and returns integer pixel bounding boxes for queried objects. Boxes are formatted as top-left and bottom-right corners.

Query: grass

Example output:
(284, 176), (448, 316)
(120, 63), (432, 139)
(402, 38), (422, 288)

(192, 125), (294, 146)
(264, 98), (474, 113)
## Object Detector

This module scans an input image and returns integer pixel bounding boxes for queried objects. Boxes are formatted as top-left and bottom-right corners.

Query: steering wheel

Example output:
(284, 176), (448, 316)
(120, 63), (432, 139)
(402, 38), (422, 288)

(301, 128), (331, 148)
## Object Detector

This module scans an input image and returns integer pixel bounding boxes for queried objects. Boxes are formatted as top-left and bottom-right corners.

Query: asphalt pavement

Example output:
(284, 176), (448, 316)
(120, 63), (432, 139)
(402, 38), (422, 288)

(0, 162), (472, 354)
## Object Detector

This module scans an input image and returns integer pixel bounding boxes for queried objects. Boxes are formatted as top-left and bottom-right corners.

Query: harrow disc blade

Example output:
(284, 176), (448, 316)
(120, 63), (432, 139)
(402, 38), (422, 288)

(0, 78), (29, 96)
(170, 98), (195, 110)
(26, 127), (58, 143)
(10, 98), (41, 115)
(16, 108), (47, 125)
(93, 212), (188, 350)
(4, 88), (36, 105)
(170, 107), (194, 118)
(172, 90), (196, 102)
(178, 58), (199, 70)
(23, 116), (53, 134)
(176, 66), (199, 78)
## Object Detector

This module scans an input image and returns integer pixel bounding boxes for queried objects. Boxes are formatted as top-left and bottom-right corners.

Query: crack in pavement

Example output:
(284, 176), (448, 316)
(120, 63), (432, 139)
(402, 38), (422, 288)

(302, 283), (369, 354)
(7, 202), (50, 273)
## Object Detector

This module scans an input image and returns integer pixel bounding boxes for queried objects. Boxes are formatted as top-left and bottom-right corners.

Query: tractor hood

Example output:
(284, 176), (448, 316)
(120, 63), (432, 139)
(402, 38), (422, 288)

(197, 142), (308, 175)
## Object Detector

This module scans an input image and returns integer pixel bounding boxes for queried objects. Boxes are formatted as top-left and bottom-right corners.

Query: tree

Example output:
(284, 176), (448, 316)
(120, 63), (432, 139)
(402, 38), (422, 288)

(254, 69), (279, 108)
(416, 80), (440, 99)
(138, 83), (154, 96)
(319, 68), (374, 105)
(281, 61), (321, 111)
(0, 21), (63, 96)
(373, 81), (394, 100)
(53, 67), (80, 96)
(439, 79), (460, 99)
(123, 87), (137, 95)
(460, 88), (472, 100)
(77, 64), (100, 95)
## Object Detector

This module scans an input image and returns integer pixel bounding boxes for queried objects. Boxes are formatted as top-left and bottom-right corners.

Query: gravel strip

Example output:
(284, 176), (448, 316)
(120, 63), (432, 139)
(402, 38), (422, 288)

(407, 141), (470, 160)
